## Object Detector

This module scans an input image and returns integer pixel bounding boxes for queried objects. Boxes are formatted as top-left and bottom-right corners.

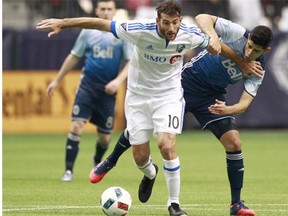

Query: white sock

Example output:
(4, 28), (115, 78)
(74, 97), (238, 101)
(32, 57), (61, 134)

(137, 158), (156, 180)
(163, 157), (180, 206)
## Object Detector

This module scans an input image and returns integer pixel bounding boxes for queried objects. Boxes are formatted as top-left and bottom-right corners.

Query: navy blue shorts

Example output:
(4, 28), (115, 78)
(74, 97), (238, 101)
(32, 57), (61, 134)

(72, 88), (116, 133)
(182, 69), (233, 129)
(184, 92), (233, 129)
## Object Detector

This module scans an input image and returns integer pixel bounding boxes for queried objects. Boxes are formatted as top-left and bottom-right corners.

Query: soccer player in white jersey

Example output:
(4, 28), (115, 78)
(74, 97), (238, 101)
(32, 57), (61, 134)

(45, 0), (132, 182)
(76, 14), (272, 216)
(36, 1), (261, 215)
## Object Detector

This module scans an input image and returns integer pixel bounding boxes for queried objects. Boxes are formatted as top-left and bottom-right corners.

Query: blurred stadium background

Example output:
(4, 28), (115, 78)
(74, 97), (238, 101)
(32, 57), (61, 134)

(2, 0), (288, 134)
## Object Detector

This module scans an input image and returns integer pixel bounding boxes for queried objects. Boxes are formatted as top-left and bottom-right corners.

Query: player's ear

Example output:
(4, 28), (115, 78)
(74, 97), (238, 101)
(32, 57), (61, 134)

(179, 16), (183, 22)
(263, 46), (271, 54)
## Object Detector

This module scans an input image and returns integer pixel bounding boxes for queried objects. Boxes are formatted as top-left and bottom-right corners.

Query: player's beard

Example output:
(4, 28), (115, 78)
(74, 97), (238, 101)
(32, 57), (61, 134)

(159, 28), (179, 41)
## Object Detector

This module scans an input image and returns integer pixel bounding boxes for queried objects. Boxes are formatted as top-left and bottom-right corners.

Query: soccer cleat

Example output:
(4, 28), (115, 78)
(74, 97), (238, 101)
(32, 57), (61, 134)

(89, 159), (115, 183)
(230, 200), (256, 216)
(61, 170), (73, 182)
(168, 203), (188, 216)
(138, 163), (158, 203)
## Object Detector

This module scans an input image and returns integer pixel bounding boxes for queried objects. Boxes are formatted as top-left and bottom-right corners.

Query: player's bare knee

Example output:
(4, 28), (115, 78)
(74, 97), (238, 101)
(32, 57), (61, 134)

(98, 133), (111, 145)
(223, 137), (242, 151)
(158, 143), (173, 154)
(157, 133), (175, 148)
(70, 121), (86, 134)
(132, 146), (150, 166)
(231, 138), (242, 151)
(133, 154), (149, 166)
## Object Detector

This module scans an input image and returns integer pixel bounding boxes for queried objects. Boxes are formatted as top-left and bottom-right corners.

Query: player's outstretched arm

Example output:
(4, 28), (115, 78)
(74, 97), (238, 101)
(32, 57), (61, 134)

(36, 18), (112, 37)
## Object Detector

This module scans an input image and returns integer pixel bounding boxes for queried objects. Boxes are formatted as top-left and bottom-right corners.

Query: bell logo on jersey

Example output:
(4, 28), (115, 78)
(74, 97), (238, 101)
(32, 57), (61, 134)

(93, 46), (113, 59)
(222, 59), (242, 80)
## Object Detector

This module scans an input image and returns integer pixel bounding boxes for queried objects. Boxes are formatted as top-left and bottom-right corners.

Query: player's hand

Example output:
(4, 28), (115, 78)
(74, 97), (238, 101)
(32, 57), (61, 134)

(104, 80), (120, 95)
(208, 99), (230, 115)
(207, 36), (221, 55)
(36, 19), (63, 37)
(240, 60), (263, 78)
(46, 80), (59, 97)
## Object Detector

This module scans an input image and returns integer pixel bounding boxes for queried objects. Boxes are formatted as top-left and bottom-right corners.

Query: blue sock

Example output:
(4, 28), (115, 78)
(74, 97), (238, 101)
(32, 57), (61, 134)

(108, 130), (131, 165)
(65, 133), (80, 172)
(226, 150), (244, 204)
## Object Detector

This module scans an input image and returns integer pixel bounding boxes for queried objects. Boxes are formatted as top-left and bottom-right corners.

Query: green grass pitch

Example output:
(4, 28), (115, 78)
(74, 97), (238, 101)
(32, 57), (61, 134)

(2, 130), (288, 215)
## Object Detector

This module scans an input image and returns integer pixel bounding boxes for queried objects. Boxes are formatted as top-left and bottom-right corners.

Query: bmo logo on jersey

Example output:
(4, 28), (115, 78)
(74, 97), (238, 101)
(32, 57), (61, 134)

(144, 53), (182, 64)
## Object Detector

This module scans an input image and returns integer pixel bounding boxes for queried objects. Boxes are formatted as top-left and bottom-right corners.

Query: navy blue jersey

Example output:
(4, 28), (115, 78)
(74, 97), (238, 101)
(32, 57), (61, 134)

(182, 17), (266, 129)
(71, 29), (132, 97)
(182, 17), (265, 97)
(70, 29), (132, 130)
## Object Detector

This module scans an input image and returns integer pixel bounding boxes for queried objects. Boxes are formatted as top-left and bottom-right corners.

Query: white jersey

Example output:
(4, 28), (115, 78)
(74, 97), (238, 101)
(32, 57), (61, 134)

(110, 19), (209, 96)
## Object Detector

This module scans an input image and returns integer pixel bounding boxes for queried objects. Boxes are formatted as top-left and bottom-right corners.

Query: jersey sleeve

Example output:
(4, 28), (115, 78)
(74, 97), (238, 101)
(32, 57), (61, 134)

(71, 30), (87, 58)
(198, 33), (210, 49)
(110, 20), (154, 45)
(244, 71), (265, 97)
(181, 23), (210, 49)
(214, 17), (246, 43)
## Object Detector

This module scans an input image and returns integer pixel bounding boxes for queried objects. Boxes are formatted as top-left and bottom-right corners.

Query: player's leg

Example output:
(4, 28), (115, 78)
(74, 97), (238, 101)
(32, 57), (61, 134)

(89, 129), (131, 183)
(62, 89), (91, 182)
(62, 120), (86, 181)
(89, 96), (131, 183)
(132, 141), (158, 203)
(158, 132), (187, 216)
(153, 93), (187, 216)
(107, 129), (131, 164)
(93, 131), (110, 166)
(124, 90), (158, 203)
(207, 118), (255, 216)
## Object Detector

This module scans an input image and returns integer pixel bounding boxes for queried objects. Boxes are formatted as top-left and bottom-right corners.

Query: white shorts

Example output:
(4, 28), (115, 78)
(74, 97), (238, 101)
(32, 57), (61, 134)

(125, 89), (185, 145)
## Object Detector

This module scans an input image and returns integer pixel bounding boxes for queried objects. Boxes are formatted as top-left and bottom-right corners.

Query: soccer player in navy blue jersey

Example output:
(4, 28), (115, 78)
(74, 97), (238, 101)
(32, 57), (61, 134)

(45, 0), (132, 182)
(182, 14), (272, 216)
(70, 14), (272, 216)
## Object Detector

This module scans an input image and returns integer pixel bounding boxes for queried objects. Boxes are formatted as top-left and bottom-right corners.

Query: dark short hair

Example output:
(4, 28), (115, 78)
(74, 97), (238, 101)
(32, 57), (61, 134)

(156, 0), (182, 19)
(250, 25), (273, 48)
(97, 0), (115, 2)
(97, 0), (116, 6)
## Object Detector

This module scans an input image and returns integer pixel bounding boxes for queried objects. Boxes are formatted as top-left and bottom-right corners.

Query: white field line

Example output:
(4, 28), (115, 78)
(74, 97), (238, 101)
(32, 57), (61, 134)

(3, 204), (288, 212)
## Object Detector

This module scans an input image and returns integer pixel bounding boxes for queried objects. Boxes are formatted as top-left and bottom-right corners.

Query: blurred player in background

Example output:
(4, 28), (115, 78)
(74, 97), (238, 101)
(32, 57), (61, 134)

(85, 14), (273, 216)
(46, 0), (132, 182)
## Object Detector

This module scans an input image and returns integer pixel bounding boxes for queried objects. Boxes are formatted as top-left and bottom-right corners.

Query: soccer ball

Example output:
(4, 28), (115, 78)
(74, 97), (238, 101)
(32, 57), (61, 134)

(100, 186), (132, 216)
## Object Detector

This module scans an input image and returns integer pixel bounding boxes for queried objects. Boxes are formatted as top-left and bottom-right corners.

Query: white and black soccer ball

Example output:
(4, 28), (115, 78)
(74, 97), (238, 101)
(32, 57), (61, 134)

(100, 186), (132, 216)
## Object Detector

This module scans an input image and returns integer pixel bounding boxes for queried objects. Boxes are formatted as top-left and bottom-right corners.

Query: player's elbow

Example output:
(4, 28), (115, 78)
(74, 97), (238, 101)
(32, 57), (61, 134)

(195, 14), (216, 24)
